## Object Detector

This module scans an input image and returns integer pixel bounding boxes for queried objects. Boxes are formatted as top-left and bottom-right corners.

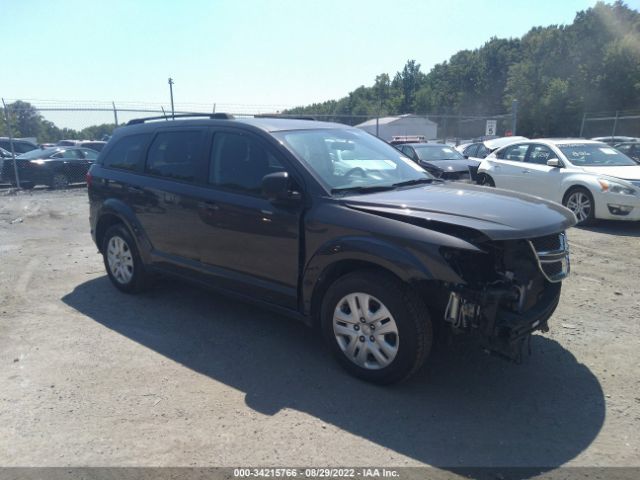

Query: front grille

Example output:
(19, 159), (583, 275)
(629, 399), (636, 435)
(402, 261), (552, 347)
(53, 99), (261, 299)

(530, 234), (561, 253)
(528, 232), (570, 283)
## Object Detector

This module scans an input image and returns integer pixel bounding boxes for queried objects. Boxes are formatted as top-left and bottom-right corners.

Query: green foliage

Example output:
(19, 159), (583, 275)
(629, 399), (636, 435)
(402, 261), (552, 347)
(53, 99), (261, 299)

(0, 102), (116, 143)
(286, 1), (640, 136)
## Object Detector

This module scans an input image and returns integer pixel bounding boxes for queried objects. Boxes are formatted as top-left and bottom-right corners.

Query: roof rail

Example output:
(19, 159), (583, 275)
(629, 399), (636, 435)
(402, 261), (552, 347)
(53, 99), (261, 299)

(126, 112), (235, 125)
(253, 114), (316, 121)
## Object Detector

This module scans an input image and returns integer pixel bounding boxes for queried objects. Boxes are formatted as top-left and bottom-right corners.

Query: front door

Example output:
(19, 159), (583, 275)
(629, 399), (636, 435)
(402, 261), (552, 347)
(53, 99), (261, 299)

(193, 129), (302, 309)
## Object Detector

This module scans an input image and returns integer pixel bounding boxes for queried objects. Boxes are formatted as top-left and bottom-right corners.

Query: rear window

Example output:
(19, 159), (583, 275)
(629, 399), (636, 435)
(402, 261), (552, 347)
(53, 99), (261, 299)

(102, 134), (151, 171)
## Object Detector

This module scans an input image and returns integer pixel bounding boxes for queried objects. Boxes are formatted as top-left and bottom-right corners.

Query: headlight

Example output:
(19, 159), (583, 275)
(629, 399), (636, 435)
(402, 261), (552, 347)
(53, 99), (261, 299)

(598, 179), (636, 195)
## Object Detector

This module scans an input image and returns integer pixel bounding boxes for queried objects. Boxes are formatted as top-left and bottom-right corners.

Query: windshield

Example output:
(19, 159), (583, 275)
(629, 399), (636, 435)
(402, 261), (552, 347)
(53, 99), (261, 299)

(559, 143), (637, 166)
(274, 128), (434, 193)
(414, 145), (465, 161)
(16, 148), (59, 159)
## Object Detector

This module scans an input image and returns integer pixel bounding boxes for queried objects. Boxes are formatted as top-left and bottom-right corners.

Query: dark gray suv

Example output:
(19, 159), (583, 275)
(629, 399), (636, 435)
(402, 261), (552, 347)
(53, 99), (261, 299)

(88, 114), (575, 384)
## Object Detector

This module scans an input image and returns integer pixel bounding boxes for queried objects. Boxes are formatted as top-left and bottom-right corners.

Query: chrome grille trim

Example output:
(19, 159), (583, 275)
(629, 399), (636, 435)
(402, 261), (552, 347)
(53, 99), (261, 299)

(527, 232), (570, 283)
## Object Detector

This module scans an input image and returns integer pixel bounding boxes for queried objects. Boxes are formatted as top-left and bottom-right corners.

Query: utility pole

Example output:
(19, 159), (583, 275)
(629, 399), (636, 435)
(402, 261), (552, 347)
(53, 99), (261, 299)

(168, 77), (175, 120)
(1, 98), (21, 189)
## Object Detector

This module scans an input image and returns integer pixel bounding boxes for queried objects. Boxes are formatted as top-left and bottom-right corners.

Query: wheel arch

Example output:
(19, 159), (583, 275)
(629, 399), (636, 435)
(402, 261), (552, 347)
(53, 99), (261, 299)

(95, 199), (152, 262)
(302, 237), (435, 325)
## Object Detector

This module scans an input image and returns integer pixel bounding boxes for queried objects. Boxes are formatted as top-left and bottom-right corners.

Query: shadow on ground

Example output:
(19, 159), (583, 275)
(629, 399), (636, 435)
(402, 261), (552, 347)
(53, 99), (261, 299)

(62, 276), (605, 473)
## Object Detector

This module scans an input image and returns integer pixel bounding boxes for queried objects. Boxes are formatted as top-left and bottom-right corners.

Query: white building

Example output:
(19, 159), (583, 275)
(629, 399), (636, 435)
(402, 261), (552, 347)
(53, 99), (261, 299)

(355, 114), (438, 141)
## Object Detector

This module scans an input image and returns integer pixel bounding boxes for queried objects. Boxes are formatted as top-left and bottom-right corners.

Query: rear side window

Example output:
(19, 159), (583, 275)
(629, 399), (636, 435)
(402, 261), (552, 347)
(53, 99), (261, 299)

(498, 144), (529, 162)
(476, 145), (490, 158)
(102, 134), (151, 171)
(209, 132), (284, 194)
(146, 130), (203, 182)
(463, 144), (478, 157)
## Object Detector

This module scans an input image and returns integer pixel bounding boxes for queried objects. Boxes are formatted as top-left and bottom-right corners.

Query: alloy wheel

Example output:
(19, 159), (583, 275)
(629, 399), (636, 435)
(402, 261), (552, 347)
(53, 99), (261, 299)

(566, 191), (592, 223)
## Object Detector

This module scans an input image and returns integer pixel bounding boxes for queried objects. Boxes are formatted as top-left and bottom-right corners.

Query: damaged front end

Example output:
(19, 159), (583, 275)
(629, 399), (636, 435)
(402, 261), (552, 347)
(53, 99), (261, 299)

(439, 232), (570, 361)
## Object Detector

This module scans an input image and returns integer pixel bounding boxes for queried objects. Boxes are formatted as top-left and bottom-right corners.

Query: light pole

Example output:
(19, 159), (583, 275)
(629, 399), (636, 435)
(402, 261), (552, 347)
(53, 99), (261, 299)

(168, 77), (175, 120)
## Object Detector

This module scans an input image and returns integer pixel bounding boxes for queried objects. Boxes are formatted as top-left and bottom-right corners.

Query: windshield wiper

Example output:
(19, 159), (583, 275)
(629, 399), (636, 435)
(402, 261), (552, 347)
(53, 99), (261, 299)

(331, 185), (397, 195)
(391, 178), (442, 188)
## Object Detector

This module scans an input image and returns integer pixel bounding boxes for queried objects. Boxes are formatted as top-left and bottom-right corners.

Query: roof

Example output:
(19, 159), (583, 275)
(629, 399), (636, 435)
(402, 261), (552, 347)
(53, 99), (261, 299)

(535, 138), (606, 145)
(118, 116), (347, 134)
(355, 114), (437, 128)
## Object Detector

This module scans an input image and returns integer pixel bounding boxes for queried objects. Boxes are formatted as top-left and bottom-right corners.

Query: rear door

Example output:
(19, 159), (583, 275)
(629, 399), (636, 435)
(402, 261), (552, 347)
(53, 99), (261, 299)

(489, 143), (530, 190)
(134, 127), (209, 262)
(518, 143), (565, 201)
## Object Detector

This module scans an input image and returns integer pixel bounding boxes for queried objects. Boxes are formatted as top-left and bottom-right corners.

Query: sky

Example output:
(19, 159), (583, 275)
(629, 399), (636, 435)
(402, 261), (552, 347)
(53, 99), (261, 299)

(1, 0), (633, 123)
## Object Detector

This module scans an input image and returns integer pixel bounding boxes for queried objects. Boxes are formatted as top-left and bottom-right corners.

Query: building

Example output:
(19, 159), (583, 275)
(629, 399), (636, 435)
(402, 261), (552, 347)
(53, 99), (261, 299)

(355, 114), (438, 141)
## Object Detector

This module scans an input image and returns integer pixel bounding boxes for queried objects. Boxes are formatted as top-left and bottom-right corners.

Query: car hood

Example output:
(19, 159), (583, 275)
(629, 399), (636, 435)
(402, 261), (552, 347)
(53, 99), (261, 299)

(579, 165), (640, 181)
(419, 159), (480, 172)
(343, 183), (576, 241)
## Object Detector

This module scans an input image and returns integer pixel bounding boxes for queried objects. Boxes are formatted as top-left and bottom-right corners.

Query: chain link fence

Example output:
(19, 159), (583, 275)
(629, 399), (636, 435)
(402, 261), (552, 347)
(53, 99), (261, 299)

(579, 110), (640, 141)
(1, 99), (520, 190)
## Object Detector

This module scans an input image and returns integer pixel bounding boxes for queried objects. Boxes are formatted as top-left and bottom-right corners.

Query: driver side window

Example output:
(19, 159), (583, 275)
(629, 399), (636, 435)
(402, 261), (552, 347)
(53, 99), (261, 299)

(527, 145), (555, 165)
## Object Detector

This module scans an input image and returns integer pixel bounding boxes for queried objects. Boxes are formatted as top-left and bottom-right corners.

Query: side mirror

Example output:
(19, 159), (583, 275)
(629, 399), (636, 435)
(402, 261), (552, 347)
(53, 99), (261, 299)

(262, 171), (300, 203)
(547, 158), (561, 167)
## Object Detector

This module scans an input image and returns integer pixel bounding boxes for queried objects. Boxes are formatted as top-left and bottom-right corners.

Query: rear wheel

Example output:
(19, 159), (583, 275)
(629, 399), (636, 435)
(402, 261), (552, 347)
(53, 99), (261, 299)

(50, 173), (69, 189)
(321, 271), (432, 384)
(479, 173), (495, 187)
(102, 224), (152, 293)
(563, 187), (595, 225)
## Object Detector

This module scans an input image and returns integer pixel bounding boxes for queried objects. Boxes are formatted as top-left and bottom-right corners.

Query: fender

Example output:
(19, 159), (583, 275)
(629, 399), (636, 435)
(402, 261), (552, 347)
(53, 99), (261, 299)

(96, 199), (154, 263)
(301, 235), (441, 316)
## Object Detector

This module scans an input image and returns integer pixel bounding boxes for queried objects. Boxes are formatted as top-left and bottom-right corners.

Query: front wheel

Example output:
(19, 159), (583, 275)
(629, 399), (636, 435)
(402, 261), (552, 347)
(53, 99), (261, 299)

(479, 173), (495, 186)
(321, 271), (432, 384)
(563, 187), (595, 225)
(49, 173), (69, 189)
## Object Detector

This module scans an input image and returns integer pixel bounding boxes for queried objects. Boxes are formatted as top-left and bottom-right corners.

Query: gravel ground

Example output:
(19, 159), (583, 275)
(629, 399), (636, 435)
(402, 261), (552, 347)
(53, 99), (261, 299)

(0, 188), (639, 471)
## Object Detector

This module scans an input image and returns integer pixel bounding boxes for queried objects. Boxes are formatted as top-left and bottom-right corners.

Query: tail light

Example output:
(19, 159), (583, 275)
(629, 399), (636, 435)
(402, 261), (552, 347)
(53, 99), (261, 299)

(86, 171), (93, 187)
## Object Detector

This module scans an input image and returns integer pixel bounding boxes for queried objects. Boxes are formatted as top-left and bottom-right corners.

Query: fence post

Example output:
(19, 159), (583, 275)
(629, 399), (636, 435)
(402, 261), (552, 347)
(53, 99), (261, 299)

(375, 116), (379, 137)
(112, 101), (119, 127)
(1, 98), (21, 189)
(611, 111), (619, 139)
(511, 99), (518, 136)
(579, 112), (586, 138)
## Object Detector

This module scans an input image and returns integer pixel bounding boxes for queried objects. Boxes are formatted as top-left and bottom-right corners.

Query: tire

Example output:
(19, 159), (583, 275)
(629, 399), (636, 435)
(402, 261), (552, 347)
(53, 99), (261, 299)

(102, 224), (152, 293)
(49, 173), (69, 190)
(480, 173), (495, 187)
(321, 271), (432, 384)
(563, 187), (595, 225)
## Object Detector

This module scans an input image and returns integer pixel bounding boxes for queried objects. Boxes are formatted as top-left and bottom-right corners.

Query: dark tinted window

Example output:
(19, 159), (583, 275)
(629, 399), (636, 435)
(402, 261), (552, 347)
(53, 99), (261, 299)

(102, 134), (151, 171)
(146, 130), (203, 182)
(476, 144), (491, 158)
(0, 140), (37, 154)
(81, 148), (99, 160)
(209, 132), (284, 194)
(53, 149), (83, 159)
(527, 144), (555, 165)
(463, 144), (478, 157)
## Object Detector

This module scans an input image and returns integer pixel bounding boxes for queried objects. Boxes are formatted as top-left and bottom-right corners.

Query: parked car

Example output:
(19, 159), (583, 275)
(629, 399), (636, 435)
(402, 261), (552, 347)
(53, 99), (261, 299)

(477, 139), (640, 224)
(1, 147), (98, 189)
(459, 136), (529, 159)
(0, 146), (14, 158)
(591, 136), (638, 146)
(388, 135), (426, 146)
(396, 143), (480, 182)
(88, 114), (574, 384)
(614, 142), (640, 162)
(0, 137), (39, 155)
(77, 141), (107, 152)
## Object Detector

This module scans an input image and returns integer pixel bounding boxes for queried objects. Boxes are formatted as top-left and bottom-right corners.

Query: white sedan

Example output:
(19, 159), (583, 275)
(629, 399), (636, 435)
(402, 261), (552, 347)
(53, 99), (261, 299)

(477, 139), (640, 224)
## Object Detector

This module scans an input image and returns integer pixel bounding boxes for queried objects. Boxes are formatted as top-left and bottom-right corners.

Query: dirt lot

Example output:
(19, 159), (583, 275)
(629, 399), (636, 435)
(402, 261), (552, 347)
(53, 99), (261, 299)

(0, 188), (639, 470)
